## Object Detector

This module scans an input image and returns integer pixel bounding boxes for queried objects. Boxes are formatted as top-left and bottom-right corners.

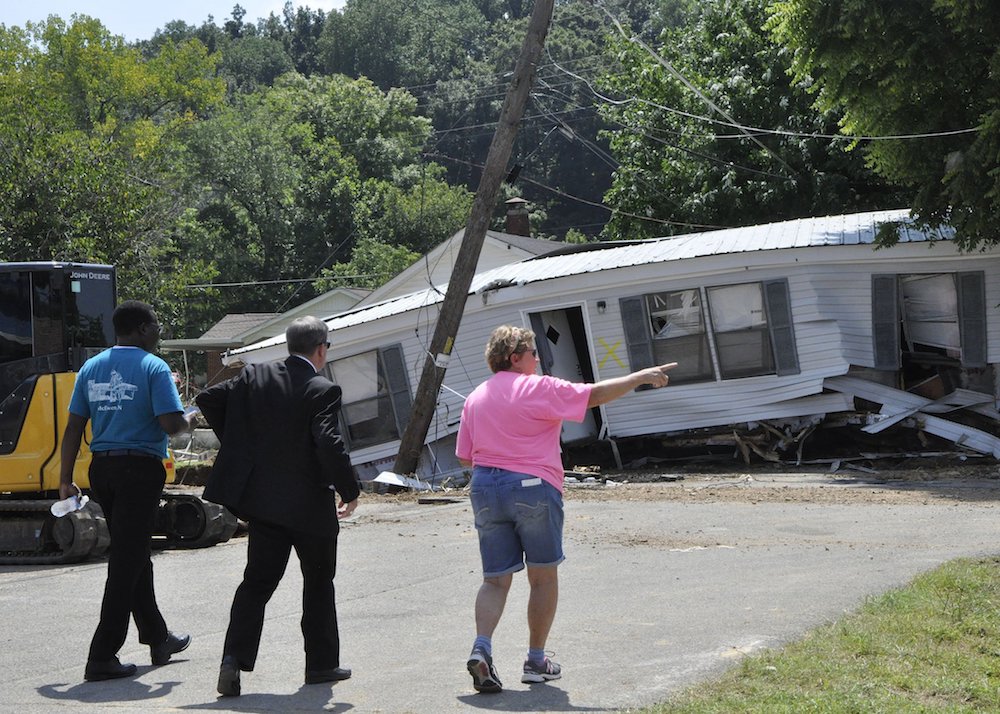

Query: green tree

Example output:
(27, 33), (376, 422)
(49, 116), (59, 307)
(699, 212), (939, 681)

(0, 16), (225, 313)
(218, 36), (294, 93)
(598, 0), (903, 240)
(179, 95), (302, 299)
(318, 0), (491, 90)
(176, 72), (469, 318)
(267, 73), (433, 182)
(316, 236), (420, 291)
(768, 0), (1000, 249)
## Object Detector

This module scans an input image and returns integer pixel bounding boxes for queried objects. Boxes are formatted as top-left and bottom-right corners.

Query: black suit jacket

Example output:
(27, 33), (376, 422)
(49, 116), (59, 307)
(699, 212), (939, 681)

(196, 357), (360, 538)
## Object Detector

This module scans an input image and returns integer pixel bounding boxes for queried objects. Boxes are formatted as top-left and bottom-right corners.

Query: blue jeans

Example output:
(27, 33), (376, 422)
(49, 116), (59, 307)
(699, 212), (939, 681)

(470, 466), (564, 577)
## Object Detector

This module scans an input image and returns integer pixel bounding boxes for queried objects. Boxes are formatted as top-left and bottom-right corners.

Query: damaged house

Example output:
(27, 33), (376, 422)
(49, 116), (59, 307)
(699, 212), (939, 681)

(225, 209), (1000, 481)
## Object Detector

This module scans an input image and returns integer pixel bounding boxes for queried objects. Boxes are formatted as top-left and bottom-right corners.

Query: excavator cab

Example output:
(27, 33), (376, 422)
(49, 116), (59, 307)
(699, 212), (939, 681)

(0, 262), (235, 563)
(0, 262), (115, 490)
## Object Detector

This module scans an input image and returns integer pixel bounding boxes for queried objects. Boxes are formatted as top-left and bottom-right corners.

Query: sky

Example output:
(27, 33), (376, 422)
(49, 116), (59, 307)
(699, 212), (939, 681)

(0, 1), (346, 42)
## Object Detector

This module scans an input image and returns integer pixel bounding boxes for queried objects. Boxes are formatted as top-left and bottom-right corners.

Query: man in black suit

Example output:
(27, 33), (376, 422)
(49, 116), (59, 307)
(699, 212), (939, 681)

(196, 316), (360, 697)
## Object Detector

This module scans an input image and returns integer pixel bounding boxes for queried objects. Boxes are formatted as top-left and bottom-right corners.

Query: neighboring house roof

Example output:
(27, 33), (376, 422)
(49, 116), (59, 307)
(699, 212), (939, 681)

(353, 228), (557, 308)
(161, 287), (369, 352)
(161, 313), (279, 351)
(250, 286), (371, 335)
(232, 208), (941, 357)
(201, 313), (278, 340)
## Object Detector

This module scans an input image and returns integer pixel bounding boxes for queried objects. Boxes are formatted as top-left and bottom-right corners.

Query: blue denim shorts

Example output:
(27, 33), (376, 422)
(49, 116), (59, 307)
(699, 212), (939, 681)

(470, 466), (565, 577)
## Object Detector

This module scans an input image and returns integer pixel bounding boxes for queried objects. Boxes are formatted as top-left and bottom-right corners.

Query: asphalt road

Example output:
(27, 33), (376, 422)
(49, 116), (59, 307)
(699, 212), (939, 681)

(2, 476), (999, 713)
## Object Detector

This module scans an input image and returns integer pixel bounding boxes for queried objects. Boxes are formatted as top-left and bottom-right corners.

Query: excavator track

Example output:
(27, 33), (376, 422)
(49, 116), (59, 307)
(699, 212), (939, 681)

(0, 500), (110, 565)
(152, 494), (238, 549)
(0, 494), (237, 564)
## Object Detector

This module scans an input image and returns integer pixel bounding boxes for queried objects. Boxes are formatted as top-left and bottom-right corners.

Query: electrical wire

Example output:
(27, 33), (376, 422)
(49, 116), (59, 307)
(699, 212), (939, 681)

(424, 150), (728, 230)
(585, 2), (980, 143)
(185, 274), (386, 289)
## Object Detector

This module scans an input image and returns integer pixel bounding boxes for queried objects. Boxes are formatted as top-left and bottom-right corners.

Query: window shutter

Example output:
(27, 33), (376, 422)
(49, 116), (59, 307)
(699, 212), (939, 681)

(957, 271), (987, 367)
(619, 296), (654, 371)
(763, 279), (799, 376)
(380, 344), (412, 434)
(871, 275), (900, 370)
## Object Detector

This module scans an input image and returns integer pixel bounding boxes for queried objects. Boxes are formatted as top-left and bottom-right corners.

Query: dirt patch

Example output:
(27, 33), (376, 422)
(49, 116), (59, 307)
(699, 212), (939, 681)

(561, 456), (1000, 506)
(375, 455), (1000, 507)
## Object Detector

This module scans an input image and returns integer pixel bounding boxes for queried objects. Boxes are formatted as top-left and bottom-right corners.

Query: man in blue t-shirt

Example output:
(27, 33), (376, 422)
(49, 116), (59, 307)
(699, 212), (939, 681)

(59, 300), (197, 682)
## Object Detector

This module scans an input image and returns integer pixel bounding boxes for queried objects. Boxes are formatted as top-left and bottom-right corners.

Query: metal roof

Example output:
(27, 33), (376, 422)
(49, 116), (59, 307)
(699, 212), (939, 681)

(469, 208), (947, 289)
(232, 209), (948, 356)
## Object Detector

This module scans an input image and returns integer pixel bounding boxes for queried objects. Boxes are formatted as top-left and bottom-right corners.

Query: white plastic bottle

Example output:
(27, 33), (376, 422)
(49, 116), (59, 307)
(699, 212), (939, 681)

(50, 492), (89, 517)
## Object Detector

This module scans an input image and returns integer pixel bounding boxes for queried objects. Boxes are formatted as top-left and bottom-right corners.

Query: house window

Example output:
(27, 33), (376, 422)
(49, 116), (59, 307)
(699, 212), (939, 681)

(644, 289), (714, 384)
(872, 272), (986, 371)
(619, 279), (798, 384)
(707, 283), (774, 379)
(901, 274), (960, 354)
(327, 344), (412, 450)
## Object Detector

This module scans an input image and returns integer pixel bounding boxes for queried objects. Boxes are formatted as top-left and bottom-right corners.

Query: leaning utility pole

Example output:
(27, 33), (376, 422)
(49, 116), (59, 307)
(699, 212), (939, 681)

(392, 0), (555, 476)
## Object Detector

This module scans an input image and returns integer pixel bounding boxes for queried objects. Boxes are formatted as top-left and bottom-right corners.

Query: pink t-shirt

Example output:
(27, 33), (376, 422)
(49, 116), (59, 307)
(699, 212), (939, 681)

(456, 370), (592, 492)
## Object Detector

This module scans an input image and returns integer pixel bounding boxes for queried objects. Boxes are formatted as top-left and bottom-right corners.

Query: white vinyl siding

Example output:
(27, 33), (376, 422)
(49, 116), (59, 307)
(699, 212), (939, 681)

(228, 212), (1000, 474)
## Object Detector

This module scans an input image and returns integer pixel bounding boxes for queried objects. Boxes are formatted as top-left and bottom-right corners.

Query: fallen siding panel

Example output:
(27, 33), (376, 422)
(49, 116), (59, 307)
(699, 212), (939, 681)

(825, 376), (1000, 458)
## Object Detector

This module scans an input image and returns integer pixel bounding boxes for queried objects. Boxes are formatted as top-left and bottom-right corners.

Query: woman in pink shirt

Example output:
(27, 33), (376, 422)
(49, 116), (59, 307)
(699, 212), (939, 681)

(457, 325), (675, 694)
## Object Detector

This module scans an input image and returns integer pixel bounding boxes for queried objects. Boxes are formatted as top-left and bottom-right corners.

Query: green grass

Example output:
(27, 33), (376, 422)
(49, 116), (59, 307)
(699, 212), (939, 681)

(635, 557), (1000, 713)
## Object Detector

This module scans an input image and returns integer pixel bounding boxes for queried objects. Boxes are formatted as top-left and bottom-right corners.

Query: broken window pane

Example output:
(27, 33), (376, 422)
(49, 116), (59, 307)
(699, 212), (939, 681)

(329, 349), (399, 449)
(645, 289), (714, 383)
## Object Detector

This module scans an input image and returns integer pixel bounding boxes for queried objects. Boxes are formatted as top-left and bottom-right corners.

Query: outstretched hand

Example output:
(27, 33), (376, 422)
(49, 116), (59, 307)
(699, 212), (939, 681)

(639, 362), (677, 388)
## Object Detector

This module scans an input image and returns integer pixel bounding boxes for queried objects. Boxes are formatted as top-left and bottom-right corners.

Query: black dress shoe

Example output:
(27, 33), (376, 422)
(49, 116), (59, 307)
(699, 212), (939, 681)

(85, 656), (137, 681)
(151, 631), (192, 665)
(304, 666), (352, 684)
(218, 655), (241, 697)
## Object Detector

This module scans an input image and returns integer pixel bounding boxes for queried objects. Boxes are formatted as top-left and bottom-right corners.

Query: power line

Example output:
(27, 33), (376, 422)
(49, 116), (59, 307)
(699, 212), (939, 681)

(597, 7), (796, 176)
(186, 274), (385, 289)
(533, 77), (794, 181)
(585, 4), (980, 143)
(424, 150), (728, 230)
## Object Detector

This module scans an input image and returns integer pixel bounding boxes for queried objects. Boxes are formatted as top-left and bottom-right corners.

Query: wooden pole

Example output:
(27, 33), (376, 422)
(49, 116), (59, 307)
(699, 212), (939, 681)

(392, 0), (555, 476)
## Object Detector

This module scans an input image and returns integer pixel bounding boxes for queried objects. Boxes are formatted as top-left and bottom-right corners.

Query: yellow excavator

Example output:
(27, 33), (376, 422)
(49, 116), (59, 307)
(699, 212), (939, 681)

(0, 261), (236, 564)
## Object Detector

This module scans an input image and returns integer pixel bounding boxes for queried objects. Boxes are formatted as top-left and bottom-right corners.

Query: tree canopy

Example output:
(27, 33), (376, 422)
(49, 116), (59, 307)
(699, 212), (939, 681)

(598, 0), (903, 239)
(4, 0), (988, 345)
(768, 0), (1000, 249)
(0, 16), (225, 318)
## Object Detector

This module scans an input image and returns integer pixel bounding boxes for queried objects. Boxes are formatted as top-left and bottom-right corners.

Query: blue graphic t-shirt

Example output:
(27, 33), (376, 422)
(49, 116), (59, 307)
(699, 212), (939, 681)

(69, 346), (183, 458)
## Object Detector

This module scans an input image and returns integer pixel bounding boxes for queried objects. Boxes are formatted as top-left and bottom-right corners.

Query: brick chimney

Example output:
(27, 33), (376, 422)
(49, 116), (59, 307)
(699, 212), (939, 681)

(505, 197), (530, 236)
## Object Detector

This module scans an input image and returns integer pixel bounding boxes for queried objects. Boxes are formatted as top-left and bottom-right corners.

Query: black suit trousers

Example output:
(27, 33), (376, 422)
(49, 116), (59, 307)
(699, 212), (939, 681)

(87, 456), (169, 661)
(224, 518), (341, 672)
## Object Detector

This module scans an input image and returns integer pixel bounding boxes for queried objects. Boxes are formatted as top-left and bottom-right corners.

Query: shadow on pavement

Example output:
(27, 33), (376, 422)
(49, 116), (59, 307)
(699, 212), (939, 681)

(457, 683), (606, 712)
(177, 686), (353, 712)
(39, 676), (181, 703)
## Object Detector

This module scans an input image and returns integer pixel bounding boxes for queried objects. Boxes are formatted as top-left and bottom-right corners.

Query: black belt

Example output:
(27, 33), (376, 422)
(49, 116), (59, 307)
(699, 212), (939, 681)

(92, 449), (160, 460)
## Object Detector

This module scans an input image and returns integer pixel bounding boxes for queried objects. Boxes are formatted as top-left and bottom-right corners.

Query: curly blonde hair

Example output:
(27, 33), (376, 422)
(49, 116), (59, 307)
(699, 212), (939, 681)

(485, 325), (535, 373)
